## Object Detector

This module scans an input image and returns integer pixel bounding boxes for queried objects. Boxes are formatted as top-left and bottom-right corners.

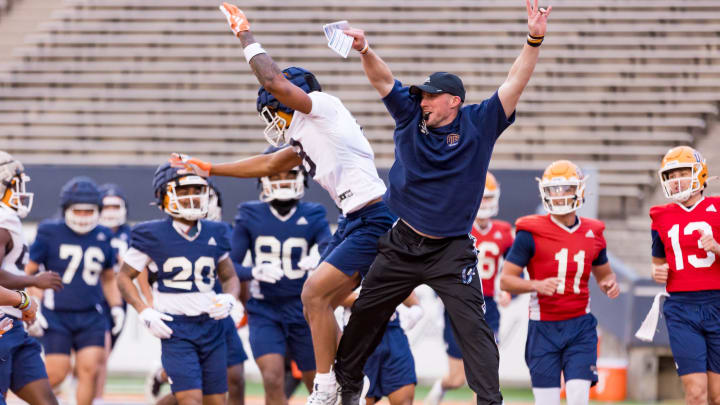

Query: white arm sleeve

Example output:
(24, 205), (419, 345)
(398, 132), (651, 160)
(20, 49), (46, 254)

(123, 247), (152, 272)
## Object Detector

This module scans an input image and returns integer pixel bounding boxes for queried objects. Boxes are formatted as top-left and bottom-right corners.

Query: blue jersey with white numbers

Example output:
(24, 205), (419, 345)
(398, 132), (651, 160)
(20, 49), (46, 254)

(231, 201), (331, 301)
(29, 219), (116, 311)
(109, 224), (132, 267)
(130, 218), (231, 294)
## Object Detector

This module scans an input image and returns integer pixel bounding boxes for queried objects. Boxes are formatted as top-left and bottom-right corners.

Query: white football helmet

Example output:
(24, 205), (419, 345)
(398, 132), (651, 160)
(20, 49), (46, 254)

(0, 152), (33, 218)
(260, 169), (305, 202)
(163, 175), (209, 221)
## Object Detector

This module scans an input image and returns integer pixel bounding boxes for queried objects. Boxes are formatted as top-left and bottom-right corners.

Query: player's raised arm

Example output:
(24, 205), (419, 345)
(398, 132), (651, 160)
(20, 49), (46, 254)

(343, 28), (395, 98)
(219, 3), (312, 114)
(497, 0), (551, 118)
(169, 147), (302, 179)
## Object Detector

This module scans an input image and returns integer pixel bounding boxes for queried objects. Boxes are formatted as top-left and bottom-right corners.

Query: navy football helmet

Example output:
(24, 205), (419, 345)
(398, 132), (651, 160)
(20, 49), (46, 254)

(60, 176), (102, 234)
(99, 183), (128, 228)
(153, 163), (209, 221)
(257, 67), (321, 147)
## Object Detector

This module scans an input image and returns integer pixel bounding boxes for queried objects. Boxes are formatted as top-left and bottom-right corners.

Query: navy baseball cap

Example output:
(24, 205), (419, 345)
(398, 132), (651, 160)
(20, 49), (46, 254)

(409, 72), (466, 102)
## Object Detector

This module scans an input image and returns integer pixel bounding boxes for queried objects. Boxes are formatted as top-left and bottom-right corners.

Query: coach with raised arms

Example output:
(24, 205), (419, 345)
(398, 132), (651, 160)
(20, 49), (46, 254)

(335, 1), (551, 404)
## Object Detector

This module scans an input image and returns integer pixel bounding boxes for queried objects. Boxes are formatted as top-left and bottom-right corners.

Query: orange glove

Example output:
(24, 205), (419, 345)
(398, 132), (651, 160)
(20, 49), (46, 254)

(169, 153), (212, 177)
(219, 2), (250, 36)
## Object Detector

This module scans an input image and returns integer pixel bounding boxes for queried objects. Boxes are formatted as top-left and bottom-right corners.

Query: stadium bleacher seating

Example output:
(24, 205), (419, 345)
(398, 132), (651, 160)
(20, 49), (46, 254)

(0, 0), (719, 217)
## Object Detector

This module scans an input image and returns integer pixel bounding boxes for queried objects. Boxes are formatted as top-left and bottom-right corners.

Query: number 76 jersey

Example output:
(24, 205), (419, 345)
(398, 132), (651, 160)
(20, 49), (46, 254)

(650, 196), (720, 293)
(515, 214), (607, 321)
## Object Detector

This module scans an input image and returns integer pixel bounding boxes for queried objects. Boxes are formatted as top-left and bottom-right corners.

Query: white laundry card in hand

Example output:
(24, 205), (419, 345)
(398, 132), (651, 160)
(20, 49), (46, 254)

(327, 29), (353, 58)
(323, 20), (350, 41)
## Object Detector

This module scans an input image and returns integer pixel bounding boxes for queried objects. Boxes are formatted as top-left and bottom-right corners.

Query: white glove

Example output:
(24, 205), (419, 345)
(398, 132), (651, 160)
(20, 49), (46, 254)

(298, 251), (321, 272)
(400, 305), (424, 330)
(208, 293), (235, 320)
(0, 316), (13, 337)
(252, 263), (284, 284)
(139, 308), (173, 339)
(110, 306), (125, 336)
(26, 306), (48, 337)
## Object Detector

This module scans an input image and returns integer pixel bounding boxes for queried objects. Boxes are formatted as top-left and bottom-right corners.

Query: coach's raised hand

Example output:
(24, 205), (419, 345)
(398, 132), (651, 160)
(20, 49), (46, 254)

(219, 2), (250, 36)
(527, 0), (552, 37)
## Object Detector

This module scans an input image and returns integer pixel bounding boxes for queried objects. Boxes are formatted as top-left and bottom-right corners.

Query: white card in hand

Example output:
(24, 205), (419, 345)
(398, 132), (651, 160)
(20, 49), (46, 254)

(327, 29), (353, 58)
(323, 20), (349, 41)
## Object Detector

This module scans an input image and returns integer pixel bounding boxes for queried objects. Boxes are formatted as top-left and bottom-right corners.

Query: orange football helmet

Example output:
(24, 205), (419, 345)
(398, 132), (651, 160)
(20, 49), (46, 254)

(658, 146), (707, 202)
(476, 171), (500, 219)
(537, 160), (586, 215)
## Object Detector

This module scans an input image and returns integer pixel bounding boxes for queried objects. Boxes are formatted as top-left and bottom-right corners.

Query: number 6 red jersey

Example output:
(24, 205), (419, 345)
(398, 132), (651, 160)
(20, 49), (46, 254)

(515, 214), (607, 321)
(471, 219), (514, 298)
(650, 196), (720, 292)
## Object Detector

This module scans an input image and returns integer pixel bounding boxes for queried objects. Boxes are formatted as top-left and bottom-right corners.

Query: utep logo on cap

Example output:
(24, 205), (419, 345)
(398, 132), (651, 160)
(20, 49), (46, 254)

(447, 133), (460, 147)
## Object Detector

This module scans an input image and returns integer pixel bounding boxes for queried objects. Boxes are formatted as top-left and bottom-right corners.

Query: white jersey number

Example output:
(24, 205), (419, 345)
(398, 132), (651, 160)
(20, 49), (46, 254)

(254, 236), (309, 280)
(162, 256), (216, 292)
(477, 242), (500, 280)
(668, 221), (716, 270)
(554, 248), (585, 295)
(59, 244), (105, 286)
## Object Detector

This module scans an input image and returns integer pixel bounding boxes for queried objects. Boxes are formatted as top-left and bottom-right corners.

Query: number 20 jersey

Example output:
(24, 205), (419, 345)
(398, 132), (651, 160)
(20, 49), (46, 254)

(515, 214), (606, 321)
(128, 218), (230, 315)
(650, 196), (720, 293)
(29, 219), (115, 311)
(231, 201), (331, 301)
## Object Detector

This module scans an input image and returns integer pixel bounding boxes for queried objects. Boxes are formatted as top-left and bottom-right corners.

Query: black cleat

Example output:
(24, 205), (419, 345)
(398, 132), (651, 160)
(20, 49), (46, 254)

(340, 376), (369, 405)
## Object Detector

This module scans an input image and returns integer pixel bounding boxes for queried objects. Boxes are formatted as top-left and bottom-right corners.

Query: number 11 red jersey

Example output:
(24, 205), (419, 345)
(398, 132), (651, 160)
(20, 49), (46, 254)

(650, 196), (720, 293)
(516, 214), (607, 321)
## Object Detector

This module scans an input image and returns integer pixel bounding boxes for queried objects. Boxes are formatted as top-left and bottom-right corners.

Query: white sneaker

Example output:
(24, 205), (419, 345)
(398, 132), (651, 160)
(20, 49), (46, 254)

(424, 379), (445, 405)
(307, 382), (340, 405)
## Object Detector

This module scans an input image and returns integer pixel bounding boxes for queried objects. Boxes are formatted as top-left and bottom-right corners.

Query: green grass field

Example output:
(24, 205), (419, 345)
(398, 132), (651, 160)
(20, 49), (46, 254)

(101, 376), (684, 405)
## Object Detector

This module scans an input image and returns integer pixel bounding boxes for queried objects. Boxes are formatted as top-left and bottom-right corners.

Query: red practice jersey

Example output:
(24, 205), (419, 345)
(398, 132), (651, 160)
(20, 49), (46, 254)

(650, 196), (720, 293)
(515, 214), (607, 321)
(471, 220), (514, 297)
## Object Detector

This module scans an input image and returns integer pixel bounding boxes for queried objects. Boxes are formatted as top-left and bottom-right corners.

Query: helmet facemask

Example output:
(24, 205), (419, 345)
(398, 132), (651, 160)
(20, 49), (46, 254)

(163, 175), (209, 221)
(538, 179), (586, 215)
(260, 170), (305, 202)
(659, 164), (703, 203)
(259, 106), (293, 147)
(65, 203), (100, 234)
(99, 195), (127, 228)
(476, 189), (499, 219)
(1, 173), (33, 219)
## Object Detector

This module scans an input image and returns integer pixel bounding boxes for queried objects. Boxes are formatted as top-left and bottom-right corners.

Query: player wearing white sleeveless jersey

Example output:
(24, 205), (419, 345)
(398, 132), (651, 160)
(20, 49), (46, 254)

(169, 6), (396, 405)
(0, 152), (61, 405)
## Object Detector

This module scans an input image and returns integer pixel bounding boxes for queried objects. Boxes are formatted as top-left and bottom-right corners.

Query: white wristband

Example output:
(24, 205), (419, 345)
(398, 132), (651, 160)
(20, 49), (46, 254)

(243, 42), (266, 63)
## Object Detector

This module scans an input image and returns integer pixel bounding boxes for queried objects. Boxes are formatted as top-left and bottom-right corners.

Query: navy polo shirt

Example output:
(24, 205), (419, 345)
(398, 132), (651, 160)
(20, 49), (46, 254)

(382, 79), (515, 237)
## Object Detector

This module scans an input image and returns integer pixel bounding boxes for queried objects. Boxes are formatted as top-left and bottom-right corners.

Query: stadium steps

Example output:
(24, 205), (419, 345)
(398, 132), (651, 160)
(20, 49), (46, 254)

(0, 0), (719, 219)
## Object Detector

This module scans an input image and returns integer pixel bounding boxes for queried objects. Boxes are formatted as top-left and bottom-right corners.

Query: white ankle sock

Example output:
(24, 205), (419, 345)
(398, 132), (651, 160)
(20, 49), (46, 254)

(314, 371), (336, 391)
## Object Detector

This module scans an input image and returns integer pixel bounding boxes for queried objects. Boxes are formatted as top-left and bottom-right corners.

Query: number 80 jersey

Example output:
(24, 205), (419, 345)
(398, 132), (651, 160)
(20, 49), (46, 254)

(231, 201), (331, 301)
(650, 197), (720, 293)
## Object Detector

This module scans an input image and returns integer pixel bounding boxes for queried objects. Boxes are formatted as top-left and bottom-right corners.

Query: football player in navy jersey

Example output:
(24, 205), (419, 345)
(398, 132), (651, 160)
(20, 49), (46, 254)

(231, 154), (331, 405)
(116, 163), (241, 405)
(25, 177), (122, 405)
(94, 183), (130, 401)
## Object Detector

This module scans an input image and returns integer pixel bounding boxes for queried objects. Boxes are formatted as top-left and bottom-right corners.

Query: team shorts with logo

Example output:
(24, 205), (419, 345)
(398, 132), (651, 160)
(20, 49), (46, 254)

(0, 319), (48, 397)
(320, 201), (395, 278)
(364, 325), (416, 400)
(41, 306), (107, 354)
(161, 314), (227, 395)
(525, 313), (598, 388)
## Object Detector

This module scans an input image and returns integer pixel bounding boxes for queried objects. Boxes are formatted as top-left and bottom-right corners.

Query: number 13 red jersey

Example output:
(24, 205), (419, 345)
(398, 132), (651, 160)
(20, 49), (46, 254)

(650, 196), (720, 293)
